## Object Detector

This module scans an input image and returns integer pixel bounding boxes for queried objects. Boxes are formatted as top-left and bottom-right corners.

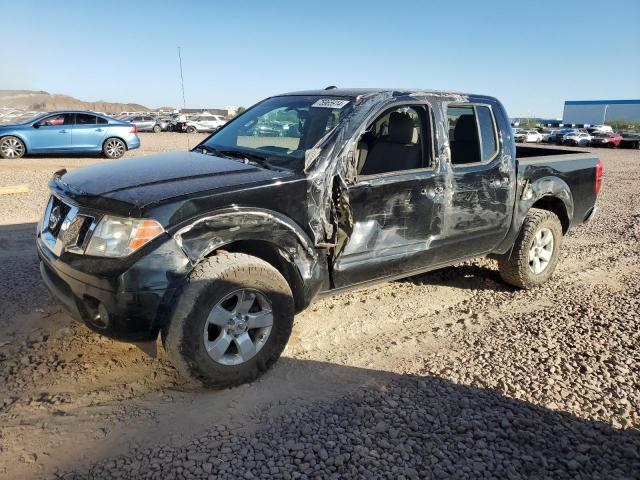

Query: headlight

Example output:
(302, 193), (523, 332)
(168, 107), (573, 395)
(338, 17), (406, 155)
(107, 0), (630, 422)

(85, 215), (164, 257)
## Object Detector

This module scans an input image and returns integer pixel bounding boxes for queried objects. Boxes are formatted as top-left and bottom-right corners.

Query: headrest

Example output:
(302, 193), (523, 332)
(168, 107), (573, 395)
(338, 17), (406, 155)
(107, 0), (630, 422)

(388, 112), (414, 144)
(454, 114), (478, 142)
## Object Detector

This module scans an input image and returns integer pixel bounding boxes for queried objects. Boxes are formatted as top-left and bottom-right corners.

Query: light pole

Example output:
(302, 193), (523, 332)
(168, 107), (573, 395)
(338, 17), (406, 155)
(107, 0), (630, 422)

(602, 104), (609, 125)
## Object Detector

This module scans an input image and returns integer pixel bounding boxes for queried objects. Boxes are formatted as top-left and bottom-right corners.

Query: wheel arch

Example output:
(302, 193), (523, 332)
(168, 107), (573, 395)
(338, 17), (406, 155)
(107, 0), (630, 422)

(530, 195), (570, 233)
(0, 134), (29, 154)
(172, 208), (329, 311)
(209, 239), (306, 312)
(102, 135), (129, 151)
(493, 175), (574, 255)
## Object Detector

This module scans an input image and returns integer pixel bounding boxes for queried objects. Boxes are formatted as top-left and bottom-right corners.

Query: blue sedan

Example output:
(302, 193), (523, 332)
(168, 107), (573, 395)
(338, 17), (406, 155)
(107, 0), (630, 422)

(0, 111), (140, 159)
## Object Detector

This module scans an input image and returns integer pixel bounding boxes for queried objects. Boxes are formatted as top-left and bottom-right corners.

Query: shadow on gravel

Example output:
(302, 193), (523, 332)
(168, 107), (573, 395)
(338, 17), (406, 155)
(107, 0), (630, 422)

(0, 223), (51, 325)
(63, 357), (639, 479)
(405, 263), (509, 291)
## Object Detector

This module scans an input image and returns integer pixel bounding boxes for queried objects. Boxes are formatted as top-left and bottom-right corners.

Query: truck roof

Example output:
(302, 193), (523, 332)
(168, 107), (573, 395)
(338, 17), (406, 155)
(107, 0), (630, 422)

(276, 87), (492, 100)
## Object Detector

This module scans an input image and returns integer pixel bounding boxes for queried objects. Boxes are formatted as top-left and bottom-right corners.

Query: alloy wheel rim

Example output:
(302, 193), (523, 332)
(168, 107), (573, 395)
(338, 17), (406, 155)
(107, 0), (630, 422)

(1, 138), (24, 158)
(529, 227), (554, 274)
(203, 288), (273, 366)
(106, 140), (124, 157)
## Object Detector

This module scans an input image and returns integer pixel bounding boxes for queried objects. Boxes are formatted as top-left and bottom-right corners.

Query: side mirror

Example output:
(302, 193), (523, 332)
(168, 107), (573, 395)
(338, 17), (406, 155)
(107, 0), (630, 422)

(33, 123), (41, 128)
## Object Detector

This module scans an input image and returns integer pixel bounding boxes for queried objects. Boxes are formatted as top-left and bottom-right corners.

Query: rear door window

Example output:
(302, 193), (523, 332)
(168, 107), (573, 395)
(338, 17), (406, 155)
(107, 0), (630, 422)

(76, 114), (97, 125)
(447, 104), (498, 165)
(476, 106), (497, 161)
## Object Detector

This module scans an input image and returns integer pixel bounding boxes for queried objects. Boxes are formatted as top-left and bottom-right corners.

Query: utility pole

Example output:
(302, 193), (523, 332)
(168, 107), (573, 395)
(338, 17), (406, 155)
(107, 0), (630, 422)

(602, 104), (608, 125)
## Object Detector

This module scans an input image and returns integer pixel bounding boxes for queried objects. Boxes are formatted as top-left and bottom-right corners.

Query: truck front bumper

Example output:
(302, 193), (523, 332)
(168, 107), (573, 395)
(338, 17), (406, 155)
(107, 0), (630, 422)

(37, 234), (191, 341)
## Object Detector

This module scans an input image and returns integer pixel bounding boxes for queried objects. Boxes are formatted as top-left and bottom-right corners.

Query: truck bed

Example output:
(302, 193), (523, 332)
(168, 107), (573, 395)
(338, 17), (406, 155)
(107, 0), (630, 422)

(515, 145), (599, 227)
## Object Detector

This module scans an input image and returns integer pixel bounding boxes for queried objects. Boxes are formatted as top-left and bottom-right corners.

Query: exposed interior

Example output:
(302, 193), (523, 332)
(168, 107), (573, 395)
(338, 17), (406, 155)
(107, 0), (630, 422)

(357, 105), (432, 176)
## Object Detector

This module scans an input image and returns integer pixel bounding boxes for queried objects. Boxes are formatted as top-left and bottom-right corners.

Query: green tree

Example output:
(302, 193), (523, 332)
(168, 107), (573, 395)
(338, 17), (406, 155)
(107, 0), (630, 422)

(606, 119), (640, 131)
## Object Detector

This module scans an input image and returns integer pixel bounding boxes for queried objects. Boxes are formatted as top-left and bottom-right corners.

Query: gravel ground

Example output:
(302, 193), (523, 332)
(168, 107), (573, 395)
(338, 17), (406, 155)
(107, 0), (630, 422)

(0, 136), (638, 479)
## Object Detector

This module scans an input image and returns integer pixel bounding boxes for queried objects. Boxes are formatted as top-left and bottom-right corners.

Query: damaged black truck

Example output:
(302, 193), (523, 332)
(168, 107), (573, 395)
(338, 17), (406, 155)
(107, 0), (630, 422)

(38, 89), (602, 387)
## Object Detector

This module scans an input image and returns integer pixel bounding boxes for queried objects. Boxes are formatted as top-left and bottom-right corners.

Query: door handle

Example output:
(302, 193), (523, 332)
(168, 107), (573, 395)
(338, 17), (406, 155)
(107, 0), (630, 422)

(59, 130), (67, 133)
(95, 128), (103, 132)
(420, 185), (444, 198)
(490, 177), (510, 188)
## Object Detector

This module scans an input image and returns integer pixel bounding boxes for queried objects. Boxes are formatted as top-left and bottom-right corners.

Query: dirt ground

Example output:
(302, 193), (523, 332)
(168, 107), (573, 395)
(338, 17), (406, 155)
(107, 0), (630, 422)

(0, 135), (638, 479)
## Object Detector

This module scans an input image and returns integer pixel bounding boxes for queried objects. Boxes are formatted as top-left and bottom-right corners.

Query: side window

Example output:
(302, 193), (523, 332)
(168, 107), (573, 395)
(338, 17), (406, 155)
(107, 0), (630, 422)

(97, 116), (108, 125)
(76, 114), (97, 125)
(37, 113), (74, 126)
(358, 105), (429, 176)
(447, 104), (498, 165)
(476, 105), (497, 162)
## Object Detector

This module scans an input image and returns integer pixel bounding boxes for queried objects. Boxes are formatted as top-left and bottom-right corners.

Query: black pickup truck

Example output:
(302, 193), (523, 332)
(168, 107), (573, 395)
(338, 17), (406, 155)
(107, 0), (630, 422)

(38, 88), (602, 387)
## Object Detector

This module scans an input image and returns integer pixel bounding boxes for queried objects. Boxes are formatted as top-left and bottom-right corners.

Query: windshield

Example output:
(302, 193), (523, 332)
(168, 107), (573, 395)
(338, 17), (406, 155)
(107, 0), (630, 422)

(197, 95), (354, 171)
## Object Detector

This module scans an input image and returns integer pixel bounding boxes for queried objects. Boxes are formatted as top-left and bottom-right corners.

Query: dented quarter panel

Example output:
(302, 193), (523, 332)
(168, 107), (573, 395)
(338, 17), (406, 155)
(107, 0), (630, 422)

(494, 150), (599, 254)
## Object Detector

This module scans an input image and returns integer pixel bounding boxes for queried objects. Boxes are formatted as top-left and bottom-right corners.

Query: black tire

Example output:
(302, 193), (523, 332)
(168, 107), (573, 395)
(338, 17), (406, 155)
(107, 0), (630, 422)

(0, 136), (26, 159)
(102, 137), (126, 159)
(153, 124), (161, 133)
(186, 126), (196, 134)
(163, 252), (294, 388)
(498, 208), (563, 289)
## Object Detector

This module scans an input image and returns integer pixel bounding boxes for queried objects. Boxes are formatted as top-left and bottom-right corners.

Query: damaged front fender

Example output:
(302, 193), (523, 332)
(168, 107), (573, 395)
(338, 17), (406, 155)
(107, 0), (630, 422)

(172, 207), (328, 307)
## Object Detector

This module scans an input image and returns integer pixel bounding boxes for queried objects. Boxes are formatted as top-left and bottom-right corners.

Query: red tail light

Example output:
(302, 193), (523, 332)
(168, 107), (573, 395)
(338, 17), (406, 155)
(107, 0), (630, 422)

(131, 125), (138, 134)
(595, 160), (603, 194)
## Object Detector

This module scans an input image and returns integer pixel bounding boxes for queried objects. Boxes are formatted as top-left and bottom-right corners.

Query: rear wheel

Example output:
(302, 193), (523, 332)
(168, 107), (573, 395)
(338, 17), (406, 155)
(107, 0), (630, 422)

(102, 138), (126, 159)
(163, 252), (294, 388)
(186, 125), (197, 134)
(498, 208), (563, 289)
(0, 136), (26, 159)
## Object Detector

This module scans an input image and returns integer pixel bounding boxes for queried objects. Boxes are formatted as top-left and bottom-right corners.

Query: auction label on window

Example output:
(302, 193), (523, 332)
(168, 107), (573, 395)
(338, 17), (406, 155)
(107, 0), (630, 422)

(312, 99), (350, 109)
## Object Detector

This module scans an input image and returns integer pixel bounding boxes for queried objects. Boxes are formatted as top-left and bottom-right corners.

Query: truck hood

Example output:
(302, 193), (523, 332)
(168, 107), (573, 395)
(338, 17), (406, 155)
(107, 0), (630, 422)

(52, 151), (295, 215)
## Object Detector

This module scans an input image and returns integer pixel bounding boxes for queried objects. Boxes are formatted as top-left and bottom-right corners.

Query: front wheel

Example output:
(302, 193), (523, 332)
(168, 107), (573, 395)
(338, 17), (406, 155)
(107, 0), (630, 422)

(498, 208), (563, 289)
(102, 138), (126, 159)
(0, 136), (26, 159)
(153, 125), (161, 133)
(163, 252), (294, 388)
(185, 126), (196, 134)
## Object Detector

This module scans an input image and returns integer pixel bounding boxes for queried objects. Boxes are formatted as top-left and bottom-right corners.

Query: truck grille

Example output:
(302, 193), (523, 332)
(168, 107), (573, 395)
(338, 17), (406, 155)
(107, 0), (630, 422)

(41, 196), (96, 255)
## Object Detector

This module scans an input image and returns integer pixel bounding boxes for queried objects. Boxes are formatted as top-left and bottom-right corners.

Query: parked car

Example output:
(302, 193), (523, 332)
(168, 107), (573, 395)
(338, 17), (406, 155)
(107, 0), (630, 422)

(0, 111), (139, 159)
(554, 129), (579, 144)
(619, 132), (640, 149)
(514, 129), (542, 143)
(37, 88), (601, 388)
(128, 115), (162, 133)
(542, 129), (560, 143)
(562, 132), (592, 146)
(183, 115), (227, 133)
(590, 132), (622, 148)
(157, 117), (175, 131)
(587, 125), (613, 134)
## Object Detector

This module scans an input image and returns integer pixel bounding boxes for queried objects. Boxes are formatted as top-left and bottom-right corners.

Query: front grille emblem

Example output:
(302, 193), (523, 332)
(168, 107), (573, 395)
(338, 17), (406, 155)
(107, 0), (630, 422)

(48, 205), (62, 231)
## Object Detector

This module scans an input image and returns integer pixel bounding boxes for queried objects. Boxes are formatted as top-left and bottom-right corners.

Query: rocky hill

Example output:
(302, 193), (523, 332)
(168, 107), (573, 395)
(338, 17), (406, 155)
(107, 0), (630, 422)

(0, 90), (155, 113)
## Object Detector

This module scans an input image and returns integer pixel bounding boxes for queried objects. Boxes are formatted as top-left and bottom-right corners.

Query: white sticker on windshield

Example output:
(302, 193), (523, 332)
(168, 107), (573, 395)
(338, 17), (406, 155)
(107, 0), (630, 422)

(311, 99), (350, 109)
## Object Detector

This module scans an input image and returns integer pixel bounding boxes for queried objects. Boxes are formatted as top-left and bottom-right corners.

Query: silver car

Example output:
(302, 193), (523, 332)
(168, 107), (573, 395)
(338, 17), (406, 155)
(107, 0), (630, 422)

(128, 115), (162, 133)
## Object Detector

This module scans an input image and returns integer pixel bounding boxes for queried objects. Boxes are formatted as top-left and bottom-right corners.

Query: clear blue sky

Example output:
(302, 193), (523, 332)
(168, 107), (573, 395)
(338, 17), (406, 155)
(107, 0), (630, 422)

(1, 0), (638, 118)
